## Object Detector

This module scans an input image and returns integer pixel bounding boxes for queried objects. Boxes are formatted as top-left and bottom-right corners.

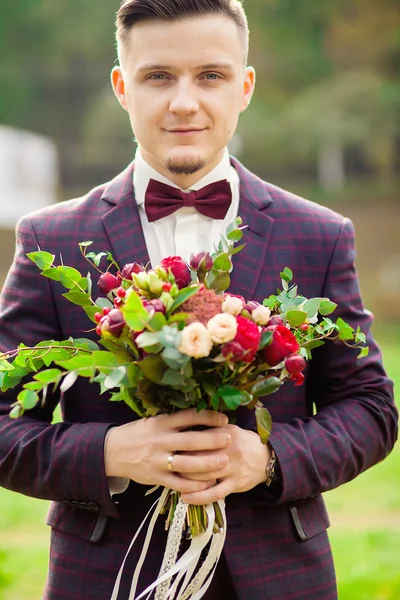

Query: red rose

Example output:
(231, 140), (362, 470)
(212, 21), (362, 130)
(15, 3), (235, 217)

(285, 354), (306, 375)
(232, 315), (262, 363)
(98, 272), (122, 294)
(159, 256), (191, 289)
(264, 325), (300, 366)
(100, 308), (125, 337)
(221, 341), (247, 361)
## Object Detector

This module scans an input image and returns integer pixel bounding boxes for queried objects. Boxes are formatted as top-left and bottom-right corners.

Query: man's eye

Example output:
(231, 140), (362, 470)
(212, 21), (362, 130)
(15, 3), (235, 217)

(203, 73), (222, 80)
(148, 73), (167, 80)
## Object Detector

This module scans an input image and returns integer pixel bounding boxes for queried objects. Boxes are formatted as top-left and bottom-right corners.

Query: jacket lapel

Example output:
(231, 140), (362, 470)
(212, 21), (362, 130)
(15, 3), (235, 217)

(229, 157), (275, 300)
(100, 163), (151, 270)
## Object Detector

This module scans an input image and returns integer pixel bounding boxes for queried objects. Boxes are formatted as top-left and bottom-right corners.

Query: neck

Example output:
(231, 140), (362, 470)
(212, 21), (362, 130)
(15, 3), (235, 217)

(139, 147), (227, 189)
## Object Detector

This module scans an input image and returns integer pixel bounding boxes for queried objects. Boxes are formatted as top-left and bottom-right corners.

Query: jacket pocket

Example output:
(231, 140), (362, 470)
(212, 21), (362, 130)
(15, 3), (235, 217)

(288, 494), (330, 541)
(46, 501), (109, 543)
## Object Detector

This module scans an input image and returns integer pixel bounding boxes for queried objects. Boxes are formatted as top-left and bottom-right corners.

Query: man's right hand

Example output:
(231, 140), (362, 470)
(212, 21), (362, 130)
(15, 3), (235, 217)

(104, 409), (232, 495)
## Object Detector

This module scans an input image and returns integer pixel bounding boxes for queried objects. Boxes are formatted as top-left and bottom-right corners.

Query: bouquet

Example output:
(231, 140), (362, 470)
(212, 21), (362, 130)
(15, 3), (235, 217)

(0, 217), (368, 600)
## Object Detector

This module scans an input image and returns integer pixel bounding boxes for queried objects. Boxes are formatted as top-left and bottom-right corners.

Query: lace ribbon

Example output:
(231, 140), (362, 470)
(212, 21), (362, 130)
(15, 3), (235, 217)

(110, 488), (226, 600)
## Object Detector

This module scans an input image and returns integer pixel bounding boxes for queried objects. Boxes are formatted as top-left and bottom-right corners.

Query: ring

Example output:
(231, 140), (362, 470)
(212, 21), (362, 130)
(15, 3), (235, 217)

(167, 453), (175, 472)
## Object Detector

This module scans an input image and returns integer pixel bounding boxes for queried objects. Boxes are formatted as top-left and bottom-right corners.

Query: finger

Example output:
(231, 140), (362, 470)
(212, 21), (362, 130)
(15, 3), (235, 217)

(181, 479), (232, 505)
(162, 409), (228, 430)
(170, 452), (229, 474)
(180, 470), (228, 481)
(165, 475), (216, 495)
(172, 429), (232, 452)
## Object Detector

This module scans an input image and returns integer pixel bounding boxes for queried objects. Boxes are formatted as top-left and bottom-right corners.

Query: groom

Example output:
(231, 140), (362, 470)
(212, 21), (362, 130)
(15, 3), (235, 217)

(0, 1), (397, 599)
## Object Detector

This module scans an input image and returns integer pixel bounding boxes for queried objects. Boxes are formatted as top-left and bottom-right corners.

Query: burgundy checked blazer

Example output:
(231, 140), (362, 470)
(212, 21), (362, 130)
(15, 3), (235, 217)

(0, 157), (397, 600)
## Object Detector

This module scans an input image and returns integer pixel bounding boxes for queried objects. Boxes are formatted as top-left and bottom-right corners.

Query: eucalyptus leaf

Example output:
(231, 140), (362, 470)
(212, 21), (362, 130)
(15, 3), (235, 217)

(104, 366), (127, 389)
(60, 371), (79, 393)
(161, 347), (190, 370)
(319, 299), (338, 316)
(286, 309), (308, 327)
(303, 298), (322, 319)
(161, 369), (186, 386)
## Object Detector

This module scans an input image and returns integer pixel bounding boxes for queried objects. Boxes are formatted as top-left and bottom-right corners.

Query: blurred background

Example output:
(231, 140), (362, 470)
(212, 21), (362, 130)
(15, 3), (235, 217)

(0, 0), (399, 598)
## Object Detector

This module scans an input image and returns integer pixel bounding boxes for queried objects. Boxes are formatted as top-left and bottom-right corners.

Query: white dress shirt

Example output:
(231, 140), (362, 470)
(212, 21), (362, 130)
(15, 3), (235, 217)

(107, 147), (240, 497)
(133, 146), (240, 266)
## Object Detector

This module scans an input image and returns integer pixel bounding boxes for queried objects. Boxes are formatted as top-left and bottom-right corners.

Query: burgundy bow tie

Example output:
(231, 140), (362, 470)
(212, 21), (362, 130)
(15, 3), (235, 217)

(144, 178), (232, 223)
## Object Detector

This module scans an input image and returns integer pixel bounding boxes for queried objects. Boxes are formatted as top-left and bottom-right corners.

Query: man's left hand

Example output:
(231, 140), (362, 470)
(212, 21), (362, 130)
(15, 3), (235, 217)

(180, 425), (270, 505)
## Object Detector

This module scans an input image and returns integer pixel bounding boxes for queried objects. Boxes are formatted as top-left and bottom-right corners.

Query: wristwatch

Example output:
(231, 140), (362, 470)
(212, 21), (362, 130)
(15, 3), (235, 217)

(264, 447), (280, 486)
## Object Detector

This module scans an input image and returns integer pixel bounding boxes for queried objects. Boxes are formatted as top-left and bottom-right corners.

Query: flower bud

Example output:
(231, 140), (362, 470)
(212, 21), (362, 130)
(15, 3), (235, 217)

(266, 315), (284, 327)
(100, 308), (125, 338)
(133, 271), (150, 291)
(285, 354), (306, 375)
(148, 272), (164, 295)
(243, 301), (260, 314)
(143, 298), (166, 315)
(120, 262), (144, 281)
(190, 251), (213, 272)
(159, 256), (191, 289)
(98, 272), (121, 295)
(251, 305), (271, 326)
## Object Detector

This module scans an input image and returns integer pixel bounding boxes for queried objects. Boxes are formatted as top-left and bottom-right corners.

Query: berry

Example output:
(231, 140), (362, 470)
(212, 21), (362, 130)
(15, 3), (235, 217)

(162, 282), (172, 293)
(117, 287), (126, 298)
(94, 312), (102, 323)
(102, 307), (111, 316)
(96, 325), (102, 336)
(300, 323), (309, 331)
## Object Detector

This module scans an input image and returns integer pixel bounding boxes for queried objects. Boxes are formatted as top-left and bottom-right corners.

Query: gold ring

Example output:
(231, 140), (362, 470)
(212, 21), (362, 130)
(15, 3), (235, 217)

(167, 454), (175, 472)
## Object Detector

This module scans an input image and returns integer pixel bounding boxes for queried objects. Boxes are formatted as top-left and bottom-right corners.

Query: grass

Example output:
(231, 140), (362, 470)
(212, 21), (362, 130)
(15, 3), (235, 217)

(0, 334), (398, 599)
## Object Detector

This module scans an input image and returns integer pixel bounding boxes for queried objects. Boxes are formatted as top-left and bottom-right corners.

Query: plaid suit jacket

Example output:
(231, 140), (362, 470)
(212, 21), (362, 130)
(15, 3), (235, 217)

(0, 158), (397, 600)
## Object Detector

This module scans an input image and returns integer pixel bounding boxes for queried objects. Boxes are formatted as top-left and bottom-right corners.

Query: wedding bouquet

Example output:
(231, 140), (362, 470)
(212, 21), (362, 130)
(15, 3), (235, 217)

(0, 217), (367, 600)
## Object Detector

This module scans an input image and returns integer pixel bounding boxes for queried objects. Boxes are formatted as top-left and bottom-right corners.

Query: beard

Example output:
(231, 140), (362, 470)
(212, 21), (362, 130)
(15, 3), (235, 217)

(163, 155), (206, 176)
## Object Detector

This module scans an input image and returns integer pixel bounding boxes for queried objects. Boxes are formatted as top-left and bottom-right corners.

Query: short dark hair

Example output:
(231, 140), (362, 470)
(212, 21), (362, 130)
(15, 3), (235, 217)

(116, 0), (249, 64)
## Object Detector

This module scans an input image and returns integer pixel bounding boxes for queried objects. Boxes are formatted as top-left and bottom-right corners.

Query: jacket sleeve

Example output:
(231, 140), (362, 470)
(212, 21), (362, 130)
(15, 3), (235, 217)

(266, 218), (398, 503)
(0, 216), (119, 519)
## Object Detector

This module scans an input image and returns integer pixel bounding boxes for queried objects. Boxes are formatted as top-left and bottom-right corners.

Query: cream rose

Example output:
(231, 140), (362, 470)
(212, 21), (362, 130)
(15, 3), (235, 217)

(251, 305), (271, 326)
(207, 313), (238, 344)
(222, 295), (244, 316)
(178, 322), (213, 358)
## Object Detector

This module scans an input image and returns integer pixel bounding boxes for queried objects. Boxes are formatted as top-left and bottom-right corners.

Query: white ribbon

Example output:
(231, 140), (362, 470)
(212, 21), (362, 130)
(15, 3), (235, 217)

(110, 490), (227, 600)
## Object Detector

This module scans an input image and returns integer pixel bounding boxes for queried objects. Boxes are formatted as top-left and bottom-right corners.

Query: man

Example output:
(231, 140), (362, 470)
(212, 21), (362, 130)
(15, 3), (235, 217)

(0, 1), (397, 599)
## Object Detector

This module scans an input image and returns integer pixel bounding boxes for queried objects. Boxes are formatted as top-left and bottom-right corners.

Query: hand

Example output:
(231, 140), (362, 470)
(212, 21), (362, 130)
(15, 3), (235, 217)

(104, 409), (232, 496)
(180, 425), (270, 505)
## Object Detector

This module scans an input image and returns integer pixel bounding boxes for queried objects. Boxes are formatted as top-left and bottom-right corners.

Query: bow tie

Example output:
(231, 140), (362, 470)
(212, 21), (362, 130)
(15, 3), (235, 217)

(144, 178), (232, 223)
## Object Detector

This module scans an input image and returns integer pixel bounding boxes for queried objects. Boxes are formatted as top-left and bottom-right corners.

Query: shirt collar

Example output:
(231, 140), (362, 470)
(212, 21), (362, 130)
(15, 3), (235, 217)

(133, 146), (233, 207)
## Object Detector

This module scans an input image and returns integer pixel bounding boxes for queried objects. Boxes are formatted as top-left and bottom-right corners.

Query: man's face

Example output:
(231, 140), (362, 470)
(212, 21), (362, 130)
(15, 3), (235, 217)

(111, 14), (255, 186)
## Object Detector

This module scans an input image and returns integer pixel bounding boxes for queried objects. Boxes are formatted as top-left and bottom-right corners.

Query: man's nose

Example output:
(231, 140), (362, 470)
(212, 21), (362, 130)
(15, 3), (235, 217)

(169, 81), (199, 115)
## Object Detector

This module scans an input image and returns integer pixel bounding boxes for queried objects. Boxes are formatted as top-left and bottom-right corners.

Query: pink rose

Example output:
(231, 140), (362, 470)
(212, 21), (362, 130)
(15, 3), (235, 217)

(143, 298), (166, 315)
(264, 325), (300, 366)
(98, 272), (122, 294)
(159, 256), (191, 289)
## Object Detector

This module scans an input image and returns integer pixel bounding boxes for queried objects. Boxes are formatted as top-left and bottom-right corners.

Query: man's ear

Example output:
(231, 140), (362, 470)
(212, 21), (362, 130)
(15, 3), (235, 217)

(111, 66), (128, 111)
(240, 66), (256, 113)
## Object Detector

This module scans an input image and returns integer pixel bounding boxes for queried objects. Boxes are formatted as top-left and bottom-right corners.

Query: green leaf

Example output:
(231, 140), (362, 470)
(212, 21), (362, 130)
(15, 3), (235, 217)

(211, 390), (220, 410)
(122, 290), (149, 331)
(55, 356), (94, 377)
(9, 405), (23, 419)
(357, 347), (369, 359)
(319, 299), (338, 316)
(251, 377), (282, 397)
(337, 318), (355, 341)
(148, 311), (168, 331)
(84, 305), (101, 323)
(259, 331), (273, 349)
(17, 389), (40, 410)
(104, 366), (127, 389)
(226, 229), (243, 242)
(86, 252), (108, 267)
(302, 339), (325, 350)
(63, 291), (92, 307)
(207, 271), (230, 293)
(40, 268), (62, 281)
(280, 267), (293, 283)
(91, 351), (120, 368)
(27, 251), (55, 270)
(286, 309), (308, 327)
(161, 347), (190, 370)
(73, 338), (100, 351)
(168, 312), (190, 325)
(79, 241), (94, 248)
(135, 332), (160, 349)
(161, 369), (186, 386)
(33, 368), (63, 384)
(216, 385), (245, 411)
(263, 296), (278, 310)
(303, 298), (322, 319)
(255, 403), (272, 444)
(23, 381), (45, 391)
(138, 354), (167, 384)
(170, 286), (200, 313)
(229, 243), (246, 256)
(213, 253), (232, 271)
(57, 266), (83, 288)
